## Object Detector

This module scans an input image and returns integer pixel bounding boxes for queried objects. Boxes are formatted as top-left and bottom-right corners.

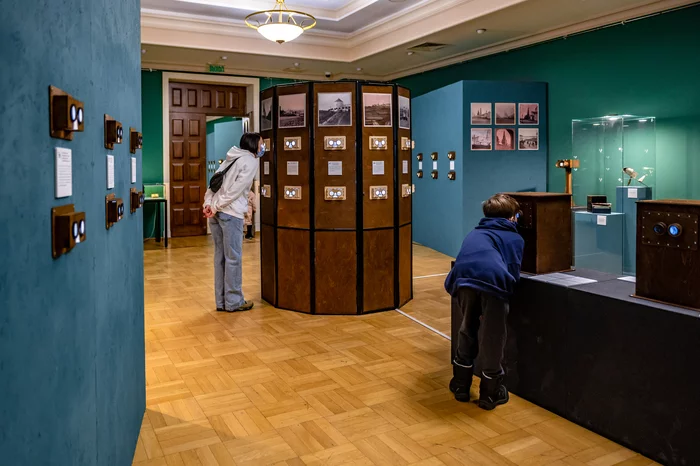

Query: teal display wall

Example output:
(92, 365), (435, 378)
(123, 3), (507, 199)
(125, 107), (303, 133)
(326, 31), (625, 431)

(412, 82), (465, 256)
(0, 0), (145, 465)
(398, 5), (700, 201)
(412, 81), (547, 257)
(141, 71), (296, 238)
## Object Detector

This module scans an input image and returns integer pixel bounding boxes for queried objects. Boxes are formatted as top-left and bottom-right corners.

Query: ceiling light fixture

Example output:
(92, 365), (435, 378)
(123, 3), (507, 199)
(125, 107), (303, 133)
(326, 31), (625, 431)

(477, 29), (487, 34)
(245, 0), (316, 44)
(221, 56), (228, 60)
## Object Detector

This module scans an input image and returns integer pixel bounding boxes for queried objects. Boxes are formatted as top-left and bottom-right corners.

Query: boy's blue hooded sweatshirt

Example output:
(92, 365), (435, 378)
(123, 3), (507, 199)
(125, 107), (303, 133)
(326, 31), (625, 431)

(444, 217), (525, 300)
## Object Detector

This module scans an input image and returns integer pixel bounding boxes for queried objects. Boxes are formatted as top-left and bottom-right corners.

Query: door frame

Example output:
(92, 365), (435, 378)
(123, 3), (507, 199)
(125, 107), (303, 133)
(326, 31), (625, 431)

(161, 72), (260, 239)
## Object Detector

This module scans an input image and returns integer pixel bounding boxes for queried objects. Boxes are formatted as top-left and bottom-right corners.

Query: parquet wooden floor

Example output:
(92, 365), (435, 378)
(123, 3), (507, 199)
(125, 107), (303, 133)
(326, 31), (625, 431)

(133, 236), (656, 466)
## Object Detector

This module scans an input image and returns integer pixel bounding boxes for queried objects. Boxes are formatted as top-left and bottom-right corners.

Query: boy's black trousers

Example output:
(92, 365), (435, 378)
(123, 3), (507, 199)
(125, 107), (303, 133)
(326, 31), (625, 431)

(451, 287), (509, 377)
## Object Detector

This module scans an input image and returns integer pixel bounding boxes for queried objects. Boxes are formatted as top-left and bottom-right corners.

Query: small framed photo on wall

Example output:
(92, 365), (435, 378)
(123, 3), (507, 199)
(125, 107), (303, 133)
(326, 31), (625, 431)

(519, 103), (539, 125)
(495, 103), (516, 125)
(471, 128), (492, 151)
(495, 128), (515, 150)
(518, 128), (539, 150)
(471, 103), (492, 125)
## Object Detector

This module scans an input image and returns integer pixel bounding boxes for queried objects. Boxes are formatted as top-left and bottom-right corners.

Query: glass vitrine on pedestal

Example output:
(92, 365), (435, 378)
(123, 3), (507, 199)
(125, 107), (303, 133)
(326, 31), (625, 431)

(571, 115), (656, 275)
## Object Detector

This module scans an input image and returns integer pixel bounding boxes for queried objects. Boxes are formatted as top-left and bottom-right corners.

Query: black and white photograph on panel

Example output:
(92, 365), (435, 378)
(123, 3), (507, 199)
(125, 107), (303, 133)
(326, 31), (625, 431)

(261, 97), (272, 131)
(399, 95), (411, 129)
(363, 93), (392, 127)
(278, 93), (306, 128)
(318, 92), (352, 127)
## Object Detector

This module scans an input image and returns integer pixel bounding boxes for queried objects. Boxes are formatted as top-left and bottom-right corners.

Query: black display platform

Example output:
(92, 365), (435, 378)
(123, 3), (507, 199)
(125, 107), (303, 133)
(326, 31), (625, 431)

(450, 268), (700, 466)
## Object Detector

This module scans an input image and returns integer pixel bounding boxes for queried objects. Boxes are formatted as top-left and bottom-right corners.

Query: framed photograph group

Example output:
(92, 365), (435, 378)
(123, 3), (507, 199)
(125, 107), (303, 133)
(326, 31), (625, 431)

(469, 101), (540, 151)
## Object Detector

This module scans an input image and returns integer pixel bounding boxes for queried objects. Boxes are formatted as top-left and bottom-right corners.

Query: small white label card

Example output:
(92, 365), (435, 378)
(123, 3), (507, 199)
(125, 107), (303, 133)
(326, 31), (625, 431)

(372, 161), (385, 176)
(264, 161), (270, 175)
(402, 160), (408, 174)
(287, 161), (299, 176)
(628, 187), (638, 199)
(597, 215), (607, 226)
(450, 161), (455, 171)
(107, 155), (115, 189)
(55, 147), (72, 198)
(131, 157), (137, 184)
(328, 161), (342, 176)
(432, 161), (438, 170)
(418, 161), (423, 170)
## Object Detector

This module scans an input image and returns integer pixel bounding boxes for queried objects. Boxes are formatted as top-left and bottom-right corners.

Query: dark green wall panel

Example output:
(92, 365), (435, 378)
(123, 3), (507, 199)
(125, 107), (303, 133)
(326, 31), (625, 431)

(398, 5), (700, 200)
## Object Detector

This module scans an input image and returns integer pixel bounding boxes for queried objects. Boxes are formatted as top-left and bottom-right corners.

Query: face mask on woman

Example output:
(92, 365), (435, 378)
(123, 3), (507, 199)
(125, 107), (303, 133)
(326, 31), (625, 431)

(256, 144), (265, 158)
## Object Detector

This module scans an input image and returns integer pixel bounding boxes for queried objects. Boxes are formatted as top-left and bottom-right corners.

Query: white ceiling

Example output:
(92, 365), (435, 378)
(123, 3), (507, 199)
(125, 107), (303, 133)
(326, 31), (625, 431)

(141, 0), (699, 81)
(142, 0), (420, 33)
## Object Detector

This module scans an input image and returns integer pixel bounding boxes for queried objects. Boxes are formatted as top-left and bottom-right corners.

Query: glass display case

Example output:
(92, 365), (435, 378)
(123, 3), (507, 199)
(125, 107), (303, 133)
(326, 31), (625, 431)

(570, 115), (656, 275)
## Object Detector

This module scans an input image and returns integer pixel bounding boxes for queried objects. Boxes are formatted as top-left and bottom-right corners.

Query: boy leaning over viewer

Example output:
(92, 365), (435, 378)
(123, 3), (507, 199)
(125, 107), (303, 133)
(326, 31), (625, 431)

(444, 193), (524, 410)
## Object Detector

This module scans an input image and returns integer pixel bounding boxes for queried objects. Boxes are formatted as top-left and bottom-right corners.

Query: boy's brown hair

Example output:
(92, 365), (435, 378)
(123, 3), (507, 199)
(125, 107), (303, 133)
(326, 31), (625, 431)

(482, 193), (520, 219)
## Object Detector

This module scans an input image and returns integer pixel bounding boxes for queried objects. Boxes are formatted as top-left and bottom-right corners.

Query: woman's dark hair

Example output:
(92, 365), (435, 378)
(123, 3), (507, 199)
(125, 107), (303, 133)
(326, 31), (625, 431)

(483, 193), (520, 218)
(240, 132), (262, 154)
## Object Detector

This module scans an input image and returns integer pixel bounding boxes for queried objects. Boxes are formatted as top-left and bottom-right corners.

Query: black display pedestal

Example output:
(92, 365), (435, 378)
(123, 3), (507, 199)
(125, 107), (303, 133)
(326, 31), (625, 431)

(450, 268), (700, 466)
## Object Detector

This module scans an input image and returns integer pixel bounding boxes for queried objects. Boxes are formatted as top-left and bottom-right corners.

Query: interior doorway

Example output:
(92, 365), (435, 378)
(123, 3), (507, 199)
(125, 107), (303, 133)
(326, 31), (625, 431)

(162, 73), (260, 239)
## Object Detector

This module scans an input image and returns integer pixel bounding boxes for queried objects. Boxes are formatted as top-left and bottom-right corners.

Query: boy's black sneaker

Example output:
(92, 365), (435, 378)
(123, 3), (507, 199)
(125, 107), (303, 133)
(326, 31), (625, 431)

(450, 360), (473, 403)
(477, 374), (509, 410)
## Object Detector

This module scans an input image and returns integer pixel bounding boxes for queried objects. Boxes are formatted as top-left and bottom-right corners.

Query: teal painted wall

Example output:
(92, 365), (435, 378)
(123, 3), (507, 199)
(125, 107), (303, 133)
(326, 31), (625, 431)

(411, 81), (547, 257)
(0, 0), (144, 465)
(398, 6), (700, 201)
(412, 82), (465, 256)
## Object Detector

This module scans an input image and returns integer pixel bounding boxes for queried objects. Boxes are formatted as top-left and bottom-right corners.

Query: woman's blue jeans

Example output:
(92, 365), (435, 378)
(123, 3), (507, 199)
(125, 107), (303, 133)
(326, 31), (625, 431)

(209, 212), (245, 310)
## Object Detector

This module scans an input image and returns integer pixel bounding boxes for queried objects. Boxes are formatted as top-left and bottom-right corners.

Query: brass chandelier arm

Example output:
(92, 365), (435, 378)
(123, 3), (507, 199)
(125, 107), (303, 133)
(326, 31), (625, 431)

(244, 1), (317, 31)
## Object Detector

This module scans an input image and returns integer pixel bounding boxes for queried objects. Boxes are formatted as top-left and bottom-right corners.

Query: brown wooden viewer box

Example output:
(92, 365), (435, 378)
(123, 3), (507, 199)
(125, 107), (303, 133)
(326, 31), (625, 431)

(635, 199), (700, 309)
(259, 81), (413, 315)
(504, 192), (573, 274)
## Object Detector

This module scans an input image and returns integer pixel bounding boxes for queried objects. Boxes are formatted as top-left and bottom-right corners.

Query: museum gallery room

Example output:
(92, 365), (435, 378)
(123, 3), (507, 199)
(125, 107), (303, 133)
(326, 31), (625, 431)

(3, 0), (700, 465)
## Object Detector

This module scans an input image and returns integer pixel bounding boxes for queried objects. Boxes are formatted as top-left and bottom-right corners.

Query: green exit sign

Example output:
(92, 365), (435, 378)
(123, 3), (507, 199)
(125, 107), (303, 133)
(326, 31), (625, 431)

(209, 64), (225, 73)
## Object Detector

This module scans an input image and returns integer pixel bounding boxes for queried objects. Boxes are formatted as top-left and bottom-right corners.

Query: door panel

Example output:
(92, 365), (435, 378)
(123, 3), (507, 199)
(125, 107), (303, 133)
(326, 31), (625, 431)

(167, 81), (248, 237)
(170, 112), (207, 237)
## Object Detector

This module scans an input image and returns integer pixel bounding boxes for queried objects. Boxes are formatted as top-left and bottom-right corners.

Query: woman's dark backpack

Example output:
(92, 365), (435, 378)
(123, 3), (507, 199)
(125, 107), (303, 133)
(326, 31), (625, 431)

(209, 160), (237, 193)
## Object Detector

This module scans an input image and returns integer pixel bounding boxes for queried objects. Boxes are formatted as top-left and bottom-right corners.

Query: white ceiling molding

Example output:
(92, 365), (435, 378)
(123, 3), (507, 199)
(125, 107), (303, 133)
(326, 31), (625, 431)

(141, 0), (699, 82)
(142, 0), (527, 60)
(384, 0), (700, 80)
(174, 0), (381, 21)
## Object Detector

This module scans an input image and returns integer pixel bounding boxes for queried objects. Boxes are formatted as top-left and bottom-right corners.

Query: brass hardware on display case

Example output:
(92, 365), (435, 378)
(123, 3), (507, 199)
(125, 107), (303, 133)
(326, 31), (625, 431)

(324, 136), (346, 150)
(369, 186), (388, 200)
(284, 137), (301, 150)
(369, 136), (388, 150)
(324, 186), (346, 200)
(283, 186), (302, 200)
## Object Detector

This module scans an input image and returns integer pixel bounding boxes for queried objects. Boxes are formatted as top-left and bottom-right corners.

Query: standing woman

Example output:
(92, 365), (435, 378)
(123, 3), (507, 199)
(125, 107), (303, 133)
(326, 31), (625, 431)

(203, 132), (264, 312)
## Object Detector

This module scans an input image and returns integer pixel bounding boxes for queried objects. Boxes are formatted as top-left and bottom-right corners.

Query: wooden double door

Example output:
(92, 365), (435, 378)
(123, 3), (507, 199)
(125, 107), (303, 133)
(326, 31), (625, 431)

(169, 82), (247, 237)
